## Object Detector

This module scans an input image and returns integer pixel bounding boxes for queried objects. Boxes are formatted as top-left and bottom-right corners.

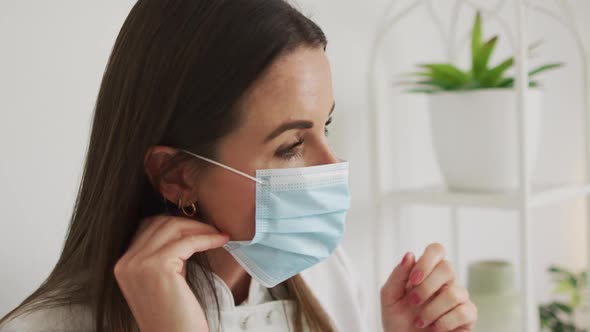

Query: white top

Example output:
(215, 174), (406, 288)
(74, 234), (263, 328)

(0, 246), (369, 332)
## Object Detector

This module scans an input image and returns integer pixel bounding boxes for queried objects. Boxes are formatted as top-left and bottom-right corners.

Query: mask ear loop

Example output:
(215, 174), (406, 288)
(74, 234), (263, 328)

(177, 148), (265, 185)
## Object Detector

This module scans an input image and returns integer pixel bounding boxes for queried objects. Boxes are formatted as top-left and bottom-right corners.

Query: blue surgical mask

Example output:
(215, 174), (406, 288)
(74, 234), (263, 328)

(178, 149), (351, 287)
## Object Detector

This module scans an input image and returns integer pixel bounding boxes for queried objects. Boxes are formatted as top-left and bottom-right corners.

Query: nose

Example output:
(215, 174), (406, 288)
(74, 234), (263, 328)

(314, 142), (340, 166)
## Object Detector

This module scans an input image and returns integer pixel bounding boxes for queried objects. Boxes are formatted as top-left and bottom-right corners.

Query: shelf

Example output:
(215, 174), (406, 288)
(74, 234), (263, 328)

(382, 183), (590, 210)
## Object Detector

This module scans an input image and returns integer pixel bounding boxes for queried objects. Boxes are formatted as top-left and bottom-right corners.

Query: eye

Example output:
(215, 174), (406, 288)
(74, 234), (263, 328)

(276, 137), (304, 161)
(324, 116), (332, 136)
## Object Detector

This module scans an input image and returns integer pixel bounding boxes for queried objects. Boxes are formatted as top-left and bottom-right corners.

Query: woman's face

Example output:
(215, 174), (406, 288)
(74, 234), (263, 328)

(146, 46), (337, 241)
(195, 46), (337, 241)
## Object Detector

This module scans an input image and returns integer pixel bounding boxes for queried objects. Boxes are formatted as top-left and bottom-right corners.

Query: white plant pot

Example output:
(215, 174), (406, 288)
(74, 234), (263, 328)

(428, 89), (542, 192)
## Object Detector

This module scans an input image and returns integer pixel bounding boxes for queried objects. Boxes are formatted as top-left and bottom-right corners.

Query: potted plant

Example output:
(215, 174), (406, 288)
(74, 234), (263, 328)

(403, 12), (562, 192)
(539, 266), (588, 331)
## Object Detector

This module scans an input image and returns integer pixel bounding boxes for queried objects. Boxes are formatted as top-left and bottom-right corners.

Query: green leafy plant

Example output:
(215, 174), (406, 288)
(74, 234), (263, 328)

(539, 266), (588, 332)
(403, 12), (563, 93)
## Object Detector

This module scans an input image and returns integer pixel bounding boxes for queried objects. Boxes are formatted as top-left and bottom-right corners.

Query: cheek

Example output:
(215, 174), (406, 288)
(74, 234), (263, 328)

(198, 172), (257, 241)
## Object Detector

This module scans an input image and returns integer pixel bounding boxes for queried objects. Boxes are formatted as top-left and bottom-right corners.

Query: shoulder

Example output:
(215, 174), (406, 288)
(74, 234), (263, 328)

(302, 246), (361, 292)
(0, 304), (93, 332)
(301, 246), (370, 332)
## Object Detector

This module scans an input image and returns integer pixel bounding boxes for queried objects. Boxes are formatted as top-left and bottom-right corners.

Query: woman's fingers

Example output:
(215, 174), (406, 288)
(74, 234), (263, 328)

(155, 233), (230, 273)
(405, 259), (455, 307)
(415, 283), (469, 328)
(406, 243), (447, 288)
(127, 215), (170, 252)
(138, 218), (221, 257)
(430, 301), (477, 331)
(125, 215), (219, 259)
(113, 216), (228, 332)
(381, 252), (416, 306)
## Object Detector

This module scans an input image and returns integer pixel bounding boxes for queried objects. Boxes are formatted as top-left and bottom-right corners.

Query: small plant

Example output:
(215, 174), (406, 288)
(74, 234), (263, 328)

(539, 266), (588, 332)
(404, 12), (563, 93)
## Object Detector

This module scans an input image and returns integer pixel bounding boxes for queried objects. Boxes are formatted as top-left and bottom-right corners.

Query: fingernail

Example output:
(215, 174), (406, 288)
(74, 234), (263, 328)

(414, 317), (425, 328)
(408, 292), (421, 305)
(410, 270), (423, 285)
(401, 253), (410, 266)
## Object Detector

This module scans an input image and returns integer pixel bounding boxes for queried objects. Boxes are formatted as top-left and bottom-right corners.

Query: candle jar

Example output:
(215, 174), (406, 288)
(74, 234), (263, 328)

(468, 260), (522, 332)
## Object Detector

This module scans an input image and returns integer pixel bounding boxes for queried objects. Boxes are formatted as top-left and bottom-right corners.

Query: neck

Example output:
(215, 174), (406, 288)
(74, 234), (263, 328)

(207, 247), (251, 305)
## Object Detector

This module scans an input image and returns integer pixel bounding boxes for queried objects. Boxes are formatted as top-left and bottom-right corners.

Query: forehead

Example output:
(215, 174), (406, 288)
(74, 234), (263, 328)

(239, 47), (333, 127)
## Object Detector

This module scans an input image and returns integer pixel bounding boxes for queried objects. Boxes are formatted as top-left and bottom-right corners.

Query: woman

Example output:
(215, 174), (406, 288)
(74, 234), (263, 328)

(0, 0), (477, 331)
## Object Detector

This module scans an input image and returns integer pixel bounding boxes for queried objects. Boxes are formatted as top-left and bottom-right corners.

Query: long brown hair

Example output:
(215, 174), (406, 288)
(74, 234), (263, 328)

(0, 0), (334, 331)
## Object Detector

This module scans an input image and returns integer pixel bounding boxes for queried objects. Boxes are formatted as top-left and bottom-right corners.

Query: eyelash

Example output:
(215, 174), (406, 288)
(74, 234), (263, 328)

(277, 117), (333, 161)
(278, 137), (304, 161)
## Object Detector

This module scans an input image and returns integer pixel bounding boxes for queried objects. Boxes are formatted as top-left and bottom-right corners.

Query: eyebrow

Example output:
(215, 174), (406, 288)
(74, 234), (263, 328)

(264, 101), (336, 143)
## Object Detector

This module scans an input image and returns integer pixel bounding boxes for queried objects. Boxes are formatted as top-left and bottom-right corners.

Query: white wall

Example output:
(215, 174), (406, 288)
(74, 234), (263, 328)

(1, 1), (589, 329)
(0, 0), (137, 313)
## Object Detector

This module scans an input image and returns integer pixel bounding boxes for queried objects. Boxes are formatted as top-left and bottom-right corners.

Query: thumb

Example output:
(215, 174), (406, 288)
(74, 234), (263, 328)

(381, 252), (415, 305)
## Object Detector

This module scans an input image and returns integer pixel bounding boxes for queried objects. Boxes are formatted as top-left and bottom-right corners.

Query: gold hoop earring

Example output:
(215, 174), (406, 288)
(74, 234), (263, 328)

(178, 197), (197, 217)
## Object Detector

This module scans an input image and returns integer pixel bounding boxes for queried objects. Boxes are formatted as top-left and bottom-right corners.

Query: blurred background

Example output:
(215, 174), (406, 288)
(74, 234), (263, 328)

(1, 1), (589, 331)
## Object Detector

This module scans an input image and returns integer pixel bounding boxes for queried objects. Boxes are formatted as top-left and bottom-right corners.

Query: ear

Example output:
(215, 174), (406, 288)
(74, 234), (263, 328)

(144, 145), (197, 205)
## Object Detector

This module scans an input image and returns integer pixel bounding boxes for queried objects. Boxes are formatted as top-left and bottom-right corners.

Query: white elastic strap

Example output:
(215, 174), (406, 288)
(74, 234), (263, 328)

(178, 149), (264, 184)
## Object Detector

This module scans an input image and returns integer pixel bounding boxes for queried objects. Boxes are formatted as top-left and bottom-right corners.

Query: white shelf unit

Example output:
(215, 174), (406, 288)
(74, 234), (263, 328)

(367, 1), (590, 332)
(383, 183), (590, 210)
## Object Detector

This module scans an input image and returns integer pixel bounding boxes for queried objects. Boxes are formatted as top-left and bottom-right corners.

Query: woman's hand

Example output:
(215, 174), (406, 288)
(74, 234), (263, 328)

(114, 215), (229, 332)
(381, 243), (477, 332)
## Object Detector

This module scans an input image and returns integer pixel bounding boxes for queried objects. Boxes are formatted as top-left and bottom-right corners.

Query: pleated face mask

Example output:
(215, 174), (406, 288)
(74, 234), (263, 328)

(178, 149), (351, 287)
